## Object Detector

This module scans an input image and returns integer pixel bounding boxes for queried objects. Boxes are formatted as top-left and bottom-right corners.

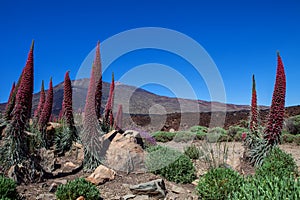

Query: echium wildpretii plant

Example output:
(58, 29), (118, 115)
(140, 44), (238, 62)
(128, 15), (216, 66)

(103, 72), (115, 131)
(38, 77), (53, 131)
(246, 53), (287, 166)
(4, 70), (23, 121)
(33, 80), (45, 125)
(81, 42), (105, 170)
(114, 104), (123, 130)
(264, 52), (286, 146)
(94, 41), (103, 120)
(5, 41), (34, 164)
(62, 71), (75, 127)
(55, 71), (78, 155)
(250, 74), (258, 134)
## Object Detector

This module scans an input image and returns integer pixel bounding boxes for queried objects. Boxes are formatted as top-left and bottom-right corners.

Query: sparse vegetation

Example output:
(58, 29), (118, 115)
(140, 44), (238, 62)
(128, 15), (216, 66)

(146, 145), (196, 183)
(55, 178), (101, 200)
(196, 167), (244, 200)
(0, 175), (19, 200)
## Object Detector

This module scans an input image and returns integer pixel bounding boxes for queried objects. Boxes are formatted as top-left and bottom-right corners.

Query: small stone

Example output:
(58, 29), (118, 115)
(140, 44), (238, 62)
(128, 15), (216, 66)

(49, 183), (58, 193)
(64, 161), (77, 168)
(85, 165), (116, 185)
(54, 179), (68, 185)
(169, 183), (186, 194)
(76, 196), (85, 200)
(192, 179), (199, 186)
(36, 193), (55, 200)
(133, 195), (149, 200)
(122, 194), (136, 200)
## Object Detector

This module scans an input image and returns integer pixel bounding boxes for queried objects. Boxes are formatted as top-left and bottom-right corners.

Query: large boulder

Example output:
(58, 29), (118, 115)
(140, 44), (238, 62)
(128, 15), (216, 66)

(104, 130), (146, 173)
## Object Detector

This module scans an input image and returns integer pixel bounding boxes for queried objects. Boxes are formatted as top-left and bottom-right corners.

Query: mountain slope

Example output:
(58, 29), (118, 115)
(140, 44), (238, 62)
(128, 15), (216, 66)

(1, 78), (266, 116)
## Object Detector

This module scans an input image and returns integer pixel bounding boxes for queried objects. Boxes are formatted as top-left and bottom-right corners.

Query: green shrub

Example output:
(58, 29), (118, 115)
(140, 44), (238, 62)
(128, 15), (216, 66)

(152, 131), (176, 142)
(189, 126), (208, 140)
(281, 133), (296, 143)
(184, 144), (200, 159)
(0, 175), (19, 200)
(54, 123), (77, 155)
(207, 127), (227, 142)
(146, 145), (196, 183)
(55, 178), (101, 200)
(294, 134), (300, 145)
(228, 126), (248, 141)
(284, 115), (300, 135)
(255, 147), (298, 178)
(196, 168), (244, 200)
(229, 176), (300, 199)
(173, 131), (196, 142)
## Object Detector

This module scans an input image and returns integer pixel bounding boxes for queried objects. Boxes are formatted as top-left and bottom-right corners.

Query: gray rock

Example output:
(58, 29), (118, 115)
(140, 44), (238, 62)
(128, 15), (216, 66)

(122, 194), (136, 200)
(49, 182), (58, 193)
(130, 179), (166, 198)
(36, 193), (56, 200)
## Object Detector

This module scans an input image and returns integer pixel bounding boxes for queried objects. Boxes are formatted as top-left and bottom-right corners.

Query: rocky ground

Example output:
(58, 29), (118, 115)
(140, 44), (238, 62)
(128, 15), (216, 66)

(14, 140), (299, 200)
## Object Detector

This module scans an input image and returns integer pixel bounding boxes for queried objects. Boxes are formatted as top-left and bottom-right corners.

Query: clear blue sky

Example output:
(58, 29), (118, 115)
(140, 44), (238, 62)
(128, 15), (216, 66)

(0, 0), (299, 106)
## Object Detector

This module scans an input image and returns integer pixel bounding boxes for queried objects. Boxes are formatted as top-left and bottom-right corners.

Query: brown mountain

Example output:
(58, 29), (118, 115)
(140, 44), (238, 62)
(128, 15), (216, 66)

(1, 78), (300, 131)
(30, 78), (258, 115)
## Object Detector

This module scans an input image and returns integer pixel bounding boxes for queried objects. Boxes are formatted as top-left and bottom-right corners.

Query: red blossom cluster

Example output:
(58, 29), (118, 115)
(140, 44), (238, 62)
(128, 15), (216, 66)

(250, 75), (258, 133)
(62, 71), (74, 126)
(264, 53), (286, 145)
(34, 80), (45, 120)
(38, 78), (53, 130)
(114, 104), (123, 130)
(11, 41), (34, 135)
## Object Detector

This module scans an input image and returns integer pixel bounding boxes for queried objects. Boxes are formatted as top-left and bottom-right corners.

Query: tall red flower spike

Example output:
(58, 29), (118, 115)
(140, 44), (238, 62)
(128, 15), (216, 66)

(38, 77), (53, 130)
(249, 75), (258, 133)
(5, 82), (15, 114)
(94, 41), (103, 120)
(4, 68), (24, 120)
(114, 104), (123, 130)
(11, 40), (34, 134)
(34, 80), (45, 120)
(104, 72), (115, 127)
(62, 71), (74, 126)
(82, 42), (105, 166)
(264, 52), (286, 146)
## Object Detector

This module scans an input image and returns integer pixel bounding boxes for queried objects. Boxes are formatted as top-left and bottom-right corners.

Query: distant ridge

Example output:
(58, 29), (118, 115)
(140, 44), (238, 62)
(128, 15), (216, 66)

(0, 78), (291, 116)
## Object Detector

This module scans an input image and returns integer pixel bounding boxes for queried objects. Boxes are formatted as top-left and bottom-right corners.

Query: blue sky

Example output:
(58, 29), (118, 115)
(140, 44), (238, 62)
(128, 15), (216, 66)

(0, 0), (299, 106)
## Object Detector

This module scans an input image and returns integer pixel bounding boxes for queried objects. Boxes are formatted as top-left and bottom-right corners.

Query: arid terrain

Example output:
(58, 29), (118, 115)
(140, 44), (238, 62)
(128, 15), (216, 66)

(15, 141), (299, 200)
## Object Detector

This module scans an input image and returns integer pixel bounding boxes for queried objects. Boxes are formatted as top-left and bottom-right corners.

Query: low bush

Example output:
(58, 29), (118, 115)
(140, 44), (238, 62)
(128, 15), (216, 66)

(284, 115), (300, 135)
(255, 147), (298, 178)
(173, 131), (196, 142)
(189, 125), (208, 140)
(207, 127), (227, 143)
(0, 175), (19, 200)
(229, 176), (300, 199)
(146, 145), (196, 183)
(55, 178), (101, 200)
(228, 125), (248, 141)
(281, 133), (296, 143)
(184, 144), (200, 159)
(152, 131), (176, 142)
(196, 167), (244, 200)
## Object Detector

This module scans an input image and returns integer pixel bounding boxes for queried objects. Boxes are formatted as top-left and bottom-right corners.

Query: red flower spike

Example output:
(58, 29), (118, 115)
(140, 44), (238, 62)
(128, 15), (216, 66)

(94, 41), (103, 120)
(264, 52), (286, 146)
(104, 72), (115, 127)
(250, 75), (258, 133)
(38, 77), (53, 130)
(62, 71), (74, 126)
(114, 104), (123, 130)
(34, 80), (45, 119)
(11, 40), (34, 135)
